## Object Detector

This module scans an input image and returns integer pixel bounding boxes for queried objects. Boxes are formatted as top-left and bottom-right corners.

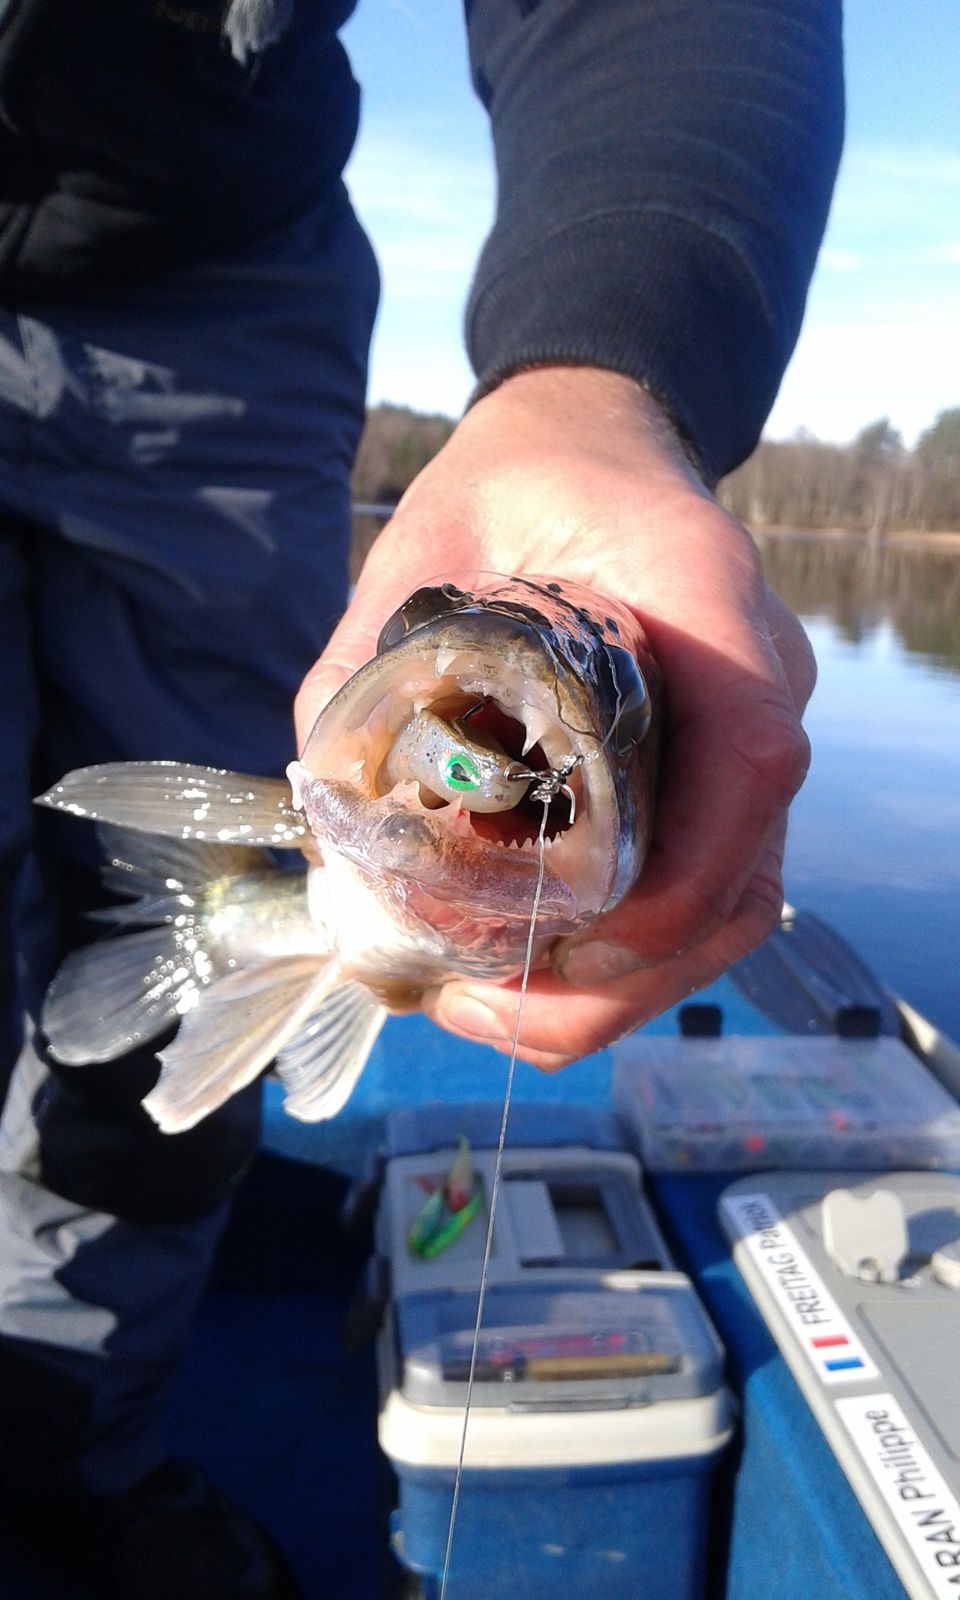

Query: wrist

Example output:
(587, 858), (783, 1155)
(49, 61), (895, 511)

(470, 364), (708, 496)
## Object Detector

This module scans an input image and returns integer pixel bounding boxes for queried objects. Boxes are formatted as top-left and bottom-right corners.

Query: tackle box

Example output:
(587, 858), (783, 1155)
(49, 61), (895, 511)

(719, 1171), (960, 1600)
(612, 1030), (960, 1173)
(371, 1105), (735, 1600)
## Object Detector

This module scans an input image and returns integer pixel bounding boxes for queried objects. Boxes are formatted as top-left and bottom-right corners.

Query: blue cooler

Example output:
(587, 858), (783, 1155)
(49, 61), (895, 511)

(374, 1107), (735, 1599)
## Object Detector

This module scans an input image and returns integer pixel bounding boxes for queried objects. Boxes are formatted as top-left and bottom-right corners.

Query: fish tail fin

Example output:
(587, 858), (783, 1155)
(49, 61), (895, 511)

(42, 826), (278, 1066)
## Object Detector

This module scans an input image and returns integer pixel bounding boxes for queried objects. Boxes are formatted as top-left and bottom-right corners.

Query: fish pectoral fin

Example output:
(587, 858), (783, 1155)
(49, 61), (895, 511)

(275, 982), (387, 1123)
(43, 926), (211, 1065)
(35, 762), (307, 848)
(143, 956), (338, 1134)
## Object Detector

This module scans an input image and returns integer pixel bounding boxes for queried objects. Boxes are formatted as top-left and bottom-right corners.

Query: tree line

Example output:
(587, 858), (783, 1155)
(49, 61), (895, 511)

(350, 404), (960, 570)
(349, 403), (455, 580)
(719, 410), (960, 535)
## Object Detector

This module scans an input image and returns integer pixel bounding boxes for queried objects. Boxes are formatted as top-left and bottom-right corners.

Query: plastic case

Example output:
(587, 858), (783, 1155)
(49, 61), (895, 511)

(612, 1034), (960, 1173)
(719, 1171), (960, 1600)
(374, 1108), (734, 1600)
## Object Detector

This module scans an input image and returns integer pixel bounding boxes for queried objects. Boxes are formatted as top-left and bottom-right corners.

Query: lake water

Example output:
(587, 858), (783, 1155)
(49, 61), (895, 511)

(758, 533), (960, 1045)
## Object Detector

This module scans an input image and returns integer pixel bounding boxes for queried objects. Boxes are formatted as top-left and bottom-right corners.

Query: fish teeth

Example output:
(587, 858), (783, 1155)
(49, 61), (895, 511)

(285, 759), (310, 810)
(434, 647), (462, 678)
(393, 780), (422, 807)
(445, 806), (474, 839)
(521, 706), (555, 756)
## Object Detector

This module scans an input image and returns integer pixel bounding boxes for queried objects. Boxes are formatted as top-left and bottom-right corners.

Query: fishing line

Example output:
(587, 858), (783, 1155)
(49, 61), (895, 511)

(437, 797), (552, 1600)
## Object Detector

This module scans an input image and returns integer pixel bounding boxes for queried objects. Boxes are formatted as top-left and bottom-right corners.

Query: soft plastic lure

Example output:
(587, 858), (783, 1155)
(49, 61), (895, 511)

(408, 1135), (483, 1259)
(379, 706), (537, 813)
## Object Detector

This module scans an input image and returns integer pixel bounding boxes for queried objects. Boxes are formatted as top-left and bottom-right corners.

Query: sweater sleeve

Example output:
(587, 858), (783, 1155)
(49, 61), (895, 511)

(463, 0), (843, 483)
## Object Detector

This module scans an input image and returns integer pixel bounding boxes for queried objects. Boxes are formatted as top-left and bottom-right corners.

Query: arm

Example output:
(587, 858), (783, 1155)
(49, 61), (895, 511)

(295, 0), (842, 1065)
(465, 0), (843, 484)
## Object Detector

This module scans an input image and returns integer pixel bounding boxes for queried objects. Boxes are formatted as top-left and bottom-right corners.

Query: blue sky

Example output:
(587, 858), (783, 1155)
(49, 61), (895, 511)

(342, 0), (959, 447)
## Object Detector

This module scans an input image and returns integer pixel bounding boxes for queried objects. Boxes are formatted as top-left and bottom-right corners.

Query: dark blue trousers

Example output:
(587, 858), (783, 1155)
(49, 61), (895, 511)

(0, 191), (379, 1497)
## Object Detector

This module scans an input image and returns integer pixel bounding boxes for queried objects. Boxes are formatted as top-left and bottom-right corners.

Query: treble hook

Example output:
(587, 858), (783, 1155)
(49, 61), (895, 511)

(504, 753), (583, 824)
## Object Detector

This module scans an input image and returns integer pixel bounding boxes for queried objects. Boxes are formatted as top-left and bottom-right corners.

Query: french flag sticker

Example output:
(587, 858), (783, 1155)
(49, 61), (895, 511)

(811, 1334), (864, 1372)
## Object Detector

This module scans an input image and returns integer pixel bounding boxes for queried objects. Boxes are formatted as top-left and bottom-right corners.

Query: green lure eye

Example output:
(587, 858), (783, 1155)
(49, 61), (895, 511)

(443, 752), (481, 792)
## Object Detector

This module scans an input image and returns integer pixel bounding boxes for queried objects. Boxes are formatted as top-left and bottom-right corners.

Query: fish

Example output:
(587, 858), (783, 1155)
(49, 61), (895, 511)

(35, 573), (660, 1135)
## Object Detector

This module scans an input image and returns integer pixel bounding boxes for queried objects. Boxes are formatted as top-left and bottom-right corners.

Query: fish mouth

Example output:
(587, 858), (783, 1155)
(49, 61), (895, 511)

(295, 624), (621, 924)
(382, 692), (583, 845)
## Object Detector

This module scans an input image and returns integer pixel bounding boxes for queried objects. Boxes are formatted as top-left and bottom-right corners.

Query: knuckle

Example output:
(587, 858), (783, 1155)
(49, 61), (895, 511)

(668, 878), (739, 946)
(730, 708), (811, 807)
(726, 871), (785, 958)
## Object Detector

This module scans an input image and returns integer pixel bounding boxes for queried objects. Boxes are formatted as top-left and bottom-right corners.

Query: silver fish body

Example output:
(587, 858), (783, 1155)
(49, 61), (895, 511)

(36, 575), (660, 1133)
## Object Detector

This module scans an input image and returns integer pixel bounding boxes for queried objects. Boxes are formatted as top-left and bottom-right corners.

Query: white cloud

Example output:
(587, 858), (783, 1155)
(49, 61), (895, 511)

(845, 147), (960, 188)
(384, 0), (429, 32)
(919, 241), (960, 265)
(767, 316), (960, 445)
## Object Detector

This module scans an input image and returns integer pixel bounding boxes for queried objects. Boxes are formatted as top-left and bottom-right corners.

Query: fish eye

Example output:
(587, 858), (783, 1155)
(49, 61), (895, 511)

(442, 753), (481, 792)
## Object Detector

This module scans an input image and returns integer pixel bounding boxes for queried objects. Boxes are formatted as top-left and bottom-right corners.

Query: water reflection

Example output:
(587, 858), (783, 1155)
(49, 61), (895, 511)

(753, 531), (960, 1043)
(757, 532), (960, 675)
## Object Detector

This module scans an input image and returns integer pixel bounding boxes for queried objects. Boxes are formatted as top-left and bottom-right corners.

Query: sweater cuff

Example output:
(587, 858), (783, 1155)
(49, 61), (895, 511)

(466, 208), (793, 487)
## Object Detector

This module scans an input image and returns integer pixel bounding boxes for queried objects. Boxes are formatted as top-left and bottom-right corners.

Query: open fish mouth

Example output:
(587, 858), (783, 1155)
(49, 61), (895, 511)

(292, 577), (657, 928)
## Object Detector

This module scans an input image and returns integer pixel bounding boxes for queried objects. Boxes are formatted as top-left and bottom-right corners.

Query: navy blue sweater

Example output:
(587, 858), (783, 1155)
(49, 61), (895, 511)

(0, 0), (843, 480)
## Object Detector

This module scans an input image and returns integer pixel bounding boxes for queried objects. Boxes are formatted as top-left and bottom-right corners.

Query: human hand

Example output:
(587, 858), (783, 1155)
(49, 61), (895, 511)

(294, 366), (816, 1068)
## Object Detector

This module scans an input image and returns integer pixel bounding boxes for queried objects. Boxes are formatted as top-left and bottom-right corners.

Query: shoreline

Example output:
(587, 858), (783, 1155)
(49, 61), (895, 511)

(751, 526), (960, 550)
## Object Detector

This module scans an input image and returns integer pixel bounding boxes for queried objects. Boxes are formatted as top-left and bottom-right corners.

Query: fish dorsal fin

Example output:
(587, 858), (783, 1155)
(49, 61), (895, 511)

(144, 956), (337, 1134)
(275, 983), (387, 1123)
(36, 762), (307, 848)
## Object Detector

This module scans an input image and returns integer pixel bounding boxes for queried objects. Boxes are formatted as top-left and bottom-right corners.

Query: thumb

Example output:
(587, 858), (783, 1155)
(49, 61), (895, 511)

(293, 531), (423, 749)
(294, 603), (382, 751)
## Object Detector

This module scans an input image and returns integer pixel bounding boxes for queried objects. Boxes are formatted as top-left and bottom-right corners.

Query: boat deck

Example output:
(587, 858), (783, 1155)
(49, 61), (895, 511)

(4, 979), (925, 1598)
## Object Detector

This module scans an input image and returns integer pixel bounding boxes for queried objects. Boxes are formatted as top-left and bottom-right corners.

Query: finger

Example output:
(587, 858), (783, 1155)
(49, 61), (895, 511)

(762, 585), (817, 712)
(586, 614), (806, 966)
(294, 612), (380, 750)
(293, 518), (482, 748)
(422, 821), (786, 1063)
(293, 528), (412, 748)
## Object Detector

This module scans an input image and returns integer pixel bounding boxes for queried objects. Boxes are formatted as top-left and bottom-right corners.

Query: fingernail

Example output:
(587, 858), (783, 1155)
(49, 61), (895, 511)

(557, 940), (647, 987)
(429, 987), (509, 1043)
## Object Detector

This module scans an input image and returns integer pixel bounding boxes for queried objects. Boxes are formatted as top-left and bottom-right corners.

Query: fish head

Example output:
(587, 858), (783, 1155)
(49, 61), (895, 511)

(292, 575), (660, 975)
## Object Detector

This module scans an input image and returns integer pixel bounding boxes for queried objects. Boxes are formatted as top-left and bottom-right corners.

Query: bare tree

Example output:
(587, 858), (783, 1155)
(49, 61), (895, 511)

(720, 411), (960, 536)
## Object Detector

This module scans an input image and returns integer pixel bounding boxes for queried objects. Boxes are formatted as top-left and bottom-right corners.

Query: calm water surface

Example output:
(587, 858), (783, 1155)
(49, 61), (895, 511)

(759, 534), (960, 1044)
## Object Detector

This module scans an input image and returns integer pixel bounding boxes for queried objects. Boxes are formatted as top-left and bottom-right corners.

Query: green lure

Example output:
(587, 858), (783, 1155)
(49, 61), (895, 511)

(408, 1135), (483, 1259)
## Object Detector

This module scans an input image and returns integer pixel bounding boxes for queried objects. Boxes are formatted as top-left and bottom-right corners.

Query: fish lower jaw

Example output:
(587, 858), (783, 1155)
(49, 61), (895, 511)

(388, 777), (589, 896)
